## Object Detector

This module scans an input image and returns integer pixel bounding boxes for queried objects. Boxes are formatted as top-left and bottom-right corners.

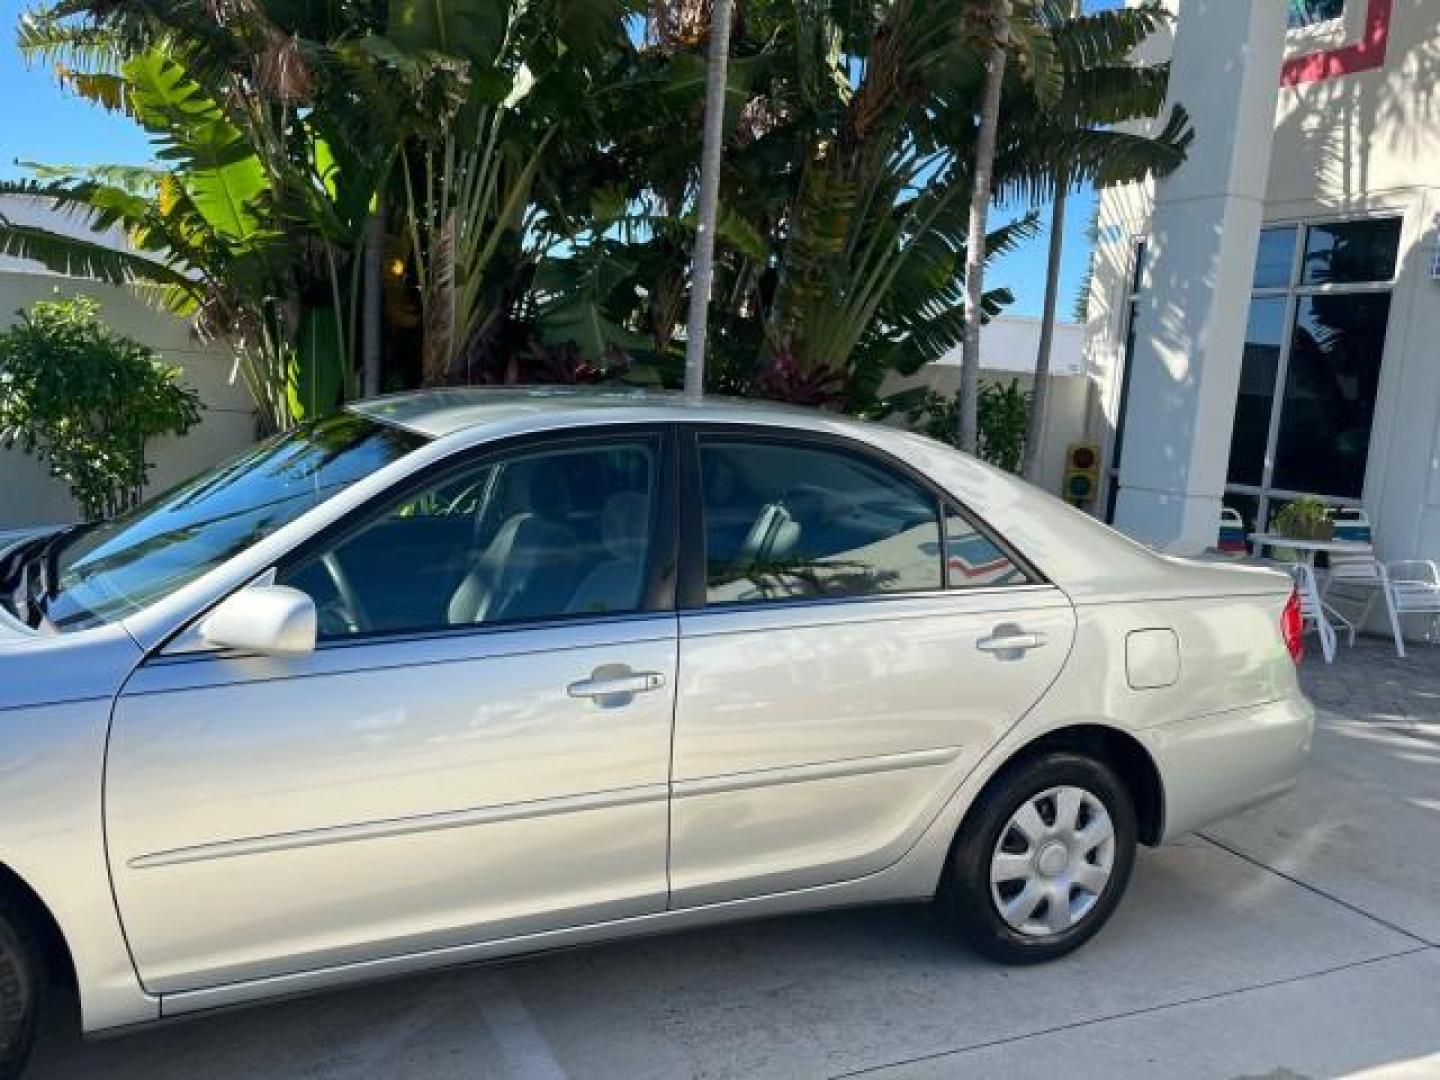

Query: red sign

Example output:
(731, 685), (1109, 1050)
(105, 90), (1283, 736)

(1281, 0), (1393, 86)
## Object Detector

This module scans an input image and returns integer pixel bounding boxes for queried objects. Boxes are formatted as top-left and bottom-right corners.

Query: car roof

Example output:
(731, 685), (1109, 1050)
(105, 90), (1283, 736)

(347, 386), (814, 439)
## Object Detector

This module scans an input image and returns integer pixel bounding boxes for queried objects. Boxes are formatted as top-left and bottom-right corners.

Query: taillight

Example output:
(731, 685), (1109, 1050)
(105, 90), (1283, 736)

(1281, 587), (1304, 664)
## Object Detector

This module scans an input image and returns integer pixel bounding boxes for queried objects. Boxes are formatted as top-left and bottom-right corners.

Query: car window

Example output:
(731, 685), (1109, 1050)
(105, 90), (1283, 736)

(281, 437), (661, 638)
(700, 438), (943, 604)
(943, 507), (1030, 589)
(16, 414), (425, 632)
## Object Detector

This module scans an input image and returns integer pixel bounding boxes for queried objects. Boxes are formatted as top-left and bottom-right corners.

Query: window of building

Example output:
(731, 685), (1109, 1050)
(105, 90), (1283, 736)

(1223, 217), (1400, 539)
(1288, 0), (1344, 30)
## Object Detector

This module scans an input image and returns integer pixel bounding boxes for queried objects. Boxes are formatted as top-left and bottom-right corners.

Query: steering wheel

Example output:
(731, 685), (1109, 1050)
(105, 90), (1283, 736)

(318, 552), (372, 635)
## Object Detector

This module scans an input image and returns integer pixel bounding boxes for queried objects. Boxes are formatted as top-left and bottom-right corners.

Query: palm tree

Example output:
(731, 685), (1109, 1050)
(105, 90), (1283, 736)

(958, 0), (1011, 454)
(682, 0), (736, 398)
(1017, 1), (1193, 482)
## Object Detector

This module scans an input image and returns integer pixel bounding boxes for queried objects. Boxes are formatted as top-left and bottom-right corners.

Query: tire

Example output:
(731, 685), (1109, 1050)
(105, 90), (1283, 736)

(0, 906), (38, 1080)
(938, 752), (1137, 964)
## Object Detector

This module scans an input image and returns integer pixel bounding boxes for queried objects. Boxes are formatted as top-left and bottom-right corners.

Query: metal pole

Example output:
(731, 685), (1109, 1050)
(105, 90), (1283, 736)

(682, 0), (735, 400)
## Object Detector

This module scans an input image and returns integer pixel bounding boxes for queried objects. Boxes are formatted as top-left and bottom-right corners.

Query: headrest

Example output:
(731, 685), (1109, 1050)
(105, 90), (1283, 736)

(600, 491), (649, 561)
(515, 460), (570, 521)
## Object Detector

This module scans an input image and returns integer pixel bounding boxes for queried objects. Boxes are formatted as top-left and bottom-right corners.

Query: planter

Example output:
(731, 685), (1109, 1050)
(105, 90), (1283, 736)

(1280, 519), (1334, 543)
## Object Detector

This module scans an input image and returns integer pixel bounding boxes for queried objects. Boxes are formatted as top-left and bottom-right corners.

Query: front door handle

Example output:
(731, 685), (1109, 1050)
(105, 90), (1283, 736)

(977, 625), (1047, 658)
(567, 665), (666, 705)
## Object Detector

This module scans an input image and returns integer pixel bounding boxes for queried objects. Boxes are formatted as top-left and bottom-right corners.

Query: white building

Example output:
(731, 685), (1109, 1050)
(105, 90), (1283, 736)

(0, 197), (255, 528)
(1083, 0), (1440, 568)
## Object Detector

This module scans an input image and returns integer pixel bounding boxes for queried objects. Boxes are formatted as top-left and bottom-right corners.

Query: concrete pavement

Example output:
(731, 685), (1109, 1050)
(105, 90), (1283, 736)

(30, 640), (1440, 1079)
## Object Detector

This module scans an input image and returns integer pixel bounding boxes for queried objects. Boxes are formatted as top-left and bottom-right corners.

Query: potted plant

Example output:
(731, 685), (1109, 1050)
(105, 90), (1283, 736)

(1273, 496), (1334, 542)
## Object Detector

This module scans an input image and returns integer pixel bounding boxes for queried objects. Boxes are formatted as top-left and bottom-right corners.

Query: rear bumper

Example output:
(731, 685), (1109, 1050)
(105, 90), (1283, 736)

(1143, 695), (1314, 842)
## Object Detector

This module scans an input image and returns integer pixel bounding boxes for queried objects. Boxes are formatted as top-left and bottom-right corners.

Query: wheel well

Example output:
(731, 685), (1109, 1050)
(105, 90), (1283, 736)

(980, 725), (1165, 846)
(0, 862), (77, 991)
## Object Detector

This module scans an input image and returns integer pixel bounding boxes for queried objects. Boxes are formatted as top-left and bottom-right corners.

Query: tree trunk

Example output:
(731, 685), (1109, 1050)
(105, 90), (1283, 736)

(957, 0), (1010, 453)
(1023, 163), (1068, 483)
(682, 0), (735, 399)
(361, 198), (385, 398)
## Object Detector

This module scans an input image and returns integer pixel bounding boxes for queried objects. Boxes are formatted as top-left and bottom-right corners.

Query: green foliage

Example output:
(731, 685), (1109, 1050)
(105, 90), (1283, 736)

(286, 308), (346, 421)
(1274, 496), (1333, 541)
(0, 296), (203, 519)
(1, 0), (1189, 423)
(889, 377), (1031, 474)
(976, 379), (1032, 475)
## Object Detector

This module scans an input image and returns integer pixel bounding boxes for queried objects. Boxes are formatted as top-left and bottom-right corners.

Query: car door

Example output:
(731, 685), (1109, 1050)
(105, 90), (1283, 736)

(669, 428), (1076, 907)
(106, 428), (679, 994)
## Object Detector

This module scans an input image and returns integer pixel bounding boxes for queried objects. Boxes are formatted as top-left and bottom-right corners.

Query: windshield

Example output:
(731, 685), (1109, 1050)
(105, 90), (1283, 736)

(3, 412), (425, 632)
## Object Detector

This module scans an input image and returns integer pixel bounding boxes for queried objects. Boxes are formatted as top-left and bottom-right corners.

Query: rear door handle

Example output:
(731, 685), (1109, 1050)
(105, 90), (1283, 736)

(976, 628), (1047, 657)
(567, 669), (666, 701)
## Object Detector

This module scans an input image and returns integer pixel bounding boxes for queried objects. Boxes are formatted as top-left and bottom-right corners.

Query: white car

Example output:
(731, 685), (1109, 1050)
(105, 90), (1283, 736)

(0, 389), (1312, 1076)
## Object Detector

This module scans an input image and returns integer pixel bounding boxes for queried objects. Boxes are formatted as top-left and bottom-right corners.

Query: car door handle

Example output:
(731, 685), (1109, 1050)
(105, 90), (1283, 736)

(567, 670), (667, 700)
(976, 628), (1047, 656)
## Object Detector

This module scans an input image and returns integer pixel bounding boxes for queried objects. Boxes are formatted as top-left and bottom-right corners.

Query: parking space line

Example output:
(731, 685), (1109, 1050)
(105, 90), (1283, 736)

(473, 973), (569, 1080)
(827, 945), (1433, 1079)
(1197, 832), (1436, 947)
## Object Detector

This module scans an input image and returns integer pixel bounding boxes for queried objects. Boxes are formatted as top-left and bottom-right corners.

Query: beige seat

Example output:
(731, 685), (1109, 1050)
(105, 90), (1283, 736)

(447, 467), (577, 625)
(564, 491), (651, 615)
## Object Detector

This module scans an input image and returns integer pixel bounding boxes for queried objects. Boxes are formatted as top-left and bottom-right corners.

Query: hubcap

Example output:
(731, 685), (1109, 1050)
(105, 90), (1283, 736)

(989, 785), (1116, 938)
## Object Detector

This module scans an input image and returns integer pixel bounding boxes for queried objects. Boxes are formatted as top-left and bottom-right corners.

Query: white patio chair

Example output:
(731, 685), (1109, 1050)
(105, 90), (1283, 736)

(1292, 563), (1337, 664)
(1384, 560), (1440, 658)
(1317, 550), (1380, 646)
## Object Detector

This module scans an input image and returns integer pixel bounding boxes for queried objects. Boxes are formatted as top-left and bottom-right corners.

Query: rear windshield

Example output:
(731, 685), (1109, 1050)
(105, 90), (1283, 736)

(12, 413), (425, 632)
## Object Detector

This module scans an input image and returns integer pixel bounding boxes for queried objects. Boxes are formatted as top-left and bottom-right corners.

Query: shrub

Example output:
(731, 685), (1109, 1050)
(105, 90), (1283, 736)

(892, 378), (1031, 475)
(0, 295), (203, 519)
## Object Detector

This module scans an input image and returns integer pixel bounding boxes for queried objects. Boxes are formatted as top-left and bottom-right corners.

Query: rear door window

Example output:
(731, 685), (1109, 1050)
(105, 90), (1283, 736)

(698, 437), (944, 604)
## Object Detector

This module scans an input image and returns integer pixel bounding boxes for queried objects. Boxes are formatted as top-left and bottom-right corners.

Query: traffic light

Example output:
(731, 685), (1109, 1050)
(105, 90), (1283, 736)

(1063, 442), (1100, 505)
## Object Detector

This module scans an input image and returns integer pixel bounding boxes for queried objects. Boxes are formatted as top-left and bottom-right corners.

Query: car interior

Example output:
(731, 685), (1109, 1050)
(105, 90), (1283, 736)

(699, 441), (943, 599)
(284, 443), (658, 637)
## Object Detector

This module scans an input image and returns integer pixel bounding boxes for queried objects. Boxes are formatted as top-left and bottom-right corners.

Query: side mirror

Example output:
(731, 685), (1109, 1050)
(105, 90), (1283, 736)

(200, 585), (317, 657)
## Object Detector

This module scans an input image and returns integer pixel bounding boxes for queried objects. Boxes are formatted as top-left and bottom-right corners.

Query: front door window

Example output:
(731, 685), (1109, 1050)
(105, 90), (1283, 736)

(282, 436), (663, 637)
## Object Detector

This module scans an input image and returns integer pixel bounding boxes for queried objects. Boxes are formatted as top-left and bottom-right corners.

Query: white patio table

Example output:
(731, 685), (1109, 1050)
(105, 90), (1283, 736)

(1246, 533), (1375, 566)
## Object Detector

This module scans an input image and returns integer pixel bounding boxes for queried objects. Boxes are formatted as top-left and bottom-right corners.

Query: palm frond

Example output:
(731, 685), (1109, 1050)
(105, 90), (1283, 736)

(1050, 3), (1170, 68)
(0, 214), (200, 296)
(15, 8), (125, 72)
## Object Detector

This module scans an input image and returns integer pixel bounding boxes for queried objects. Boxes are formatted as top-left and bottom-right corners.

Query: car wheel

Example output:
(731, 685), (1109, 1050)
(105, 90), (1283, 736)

(939, 752), (1137, 963)
(0, 907), (38, 1080)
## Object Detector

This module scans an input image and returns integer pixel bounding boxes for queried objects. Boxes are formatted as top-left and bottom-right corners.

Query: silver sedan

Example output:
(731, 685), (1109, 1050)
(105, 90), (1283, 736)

(0, 389), (1312, 1077)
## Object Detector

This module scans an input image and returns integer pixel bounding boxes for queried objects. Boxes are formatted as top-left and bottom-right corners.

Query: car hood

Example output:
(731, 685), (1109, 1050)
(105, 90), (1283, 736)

(0, 523), (142, 707)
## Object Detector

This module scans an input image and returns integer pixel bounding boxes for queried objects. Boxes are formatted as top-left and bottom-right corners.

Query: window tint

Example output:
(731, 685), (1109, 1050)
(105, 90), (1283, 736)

(1271, 293), (1390, 499)
(699, 439), (942, 604)
(943, 508), (1028, 589)
(1288, 0), (1343, 29)
(1252, 226), (1298, 289)
(282, 438), (660, 638)
(1301, 219), (1401, 286)
(1226, 297), (1287, 487)
(34, 414), (423, 631)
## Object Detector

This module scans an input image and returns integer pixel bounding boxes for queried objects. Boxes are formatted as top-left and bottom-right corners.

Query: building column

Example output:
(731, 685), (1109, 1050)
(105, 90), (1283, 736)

(1112, 0), (1288, 553)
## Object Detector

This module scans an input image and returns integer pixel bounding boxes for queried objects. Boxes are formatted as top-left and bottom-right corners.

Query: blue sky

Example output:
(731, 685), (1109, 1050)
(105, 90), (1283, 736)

(0, 0), (1095, 321)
